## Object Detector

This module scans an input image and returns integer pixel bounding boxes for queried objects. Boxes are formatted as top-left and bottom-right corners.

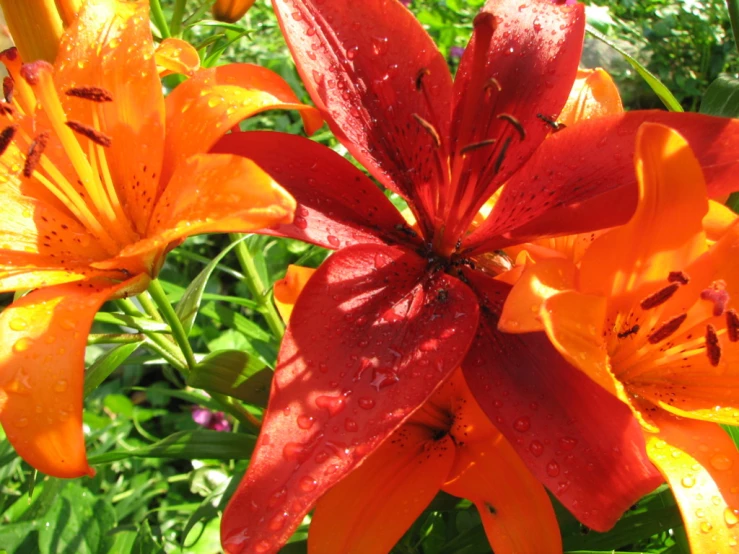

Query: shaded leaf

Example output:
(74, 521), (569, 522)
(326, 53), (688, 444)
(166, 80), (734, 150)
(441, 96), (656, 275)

(84, 342), (143, 397)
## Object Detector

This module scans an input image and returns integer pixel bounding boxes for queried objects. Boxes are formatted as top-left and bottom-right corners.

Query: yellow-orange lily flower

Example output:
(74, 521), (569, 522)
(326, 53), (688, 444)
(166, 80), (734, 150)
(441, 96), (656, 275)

(273, 265), (561, 554)
(0, 0), (321, 479)
(499, 123), (739, 552)
(212, 0), (257, 24)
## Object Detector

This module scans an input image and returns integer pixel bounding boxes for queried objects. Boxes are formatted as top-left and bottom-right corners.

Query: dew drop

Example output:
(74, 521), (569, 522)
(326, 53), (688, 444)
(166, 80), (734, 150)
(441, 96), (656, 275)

(9, 318), (27, 331)
(297, 415), (315, 430)
(254, 540), (272, 554)
(344, 418), (358, 432)
(371, 36), (389, 56)
(681, 475), (696, 488)
(710, 453), (733, 471)
(268, 512), (289, 531)
(725, 507), (739, 527)
(13, 338), (31, 353)
(558, 437), (578, 451)
(529, 440), (544, 457)
(546, 460), (560, 477)
(299, 475), (318, 493)
(513, 416), (530, 432)
(358, 397), (375, 410)
(326, 235), (340, 248)
(283, 442), (307, 462)
(294, 216), (308, 229)
(315, 395), (346, 416)
(54, 380), (68, 393)
(700, 521), (713, 534)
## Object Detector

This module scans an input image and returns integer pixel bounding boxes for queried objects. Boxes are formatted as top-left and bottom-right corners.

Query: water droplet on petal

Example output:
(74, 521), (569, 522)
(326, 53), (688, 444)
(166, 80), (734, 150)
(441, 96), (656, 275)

(546, 460), (560, 477)
(700, 521), (713, 534)
(357, 397), (375, 410)
(13, 338), (31, 353)
(529, 440), (544, 457)
(326, 235), (340, 248)
(725, 507), (739, 527)
(315, 395), (346, 416)
(299, 476), (317, 493)
(9, 318), (27, 331)
(513, 417), (530, 432)
(558, 437), (578, 451)
(54, 380), (68, 393)
(710, 453), (733, 471)
(681, 475), (696, 488)
(297, 415), (315, 430)
(344, 418), (358, 432)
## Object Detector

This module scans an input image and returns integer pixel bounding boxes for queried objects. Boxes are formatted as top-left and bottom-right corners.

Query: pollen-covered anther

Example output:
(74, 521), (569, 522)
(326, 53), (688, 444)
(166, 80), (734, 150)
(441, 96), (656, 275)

(19, 60), (54, 86)
(65, 120), (112, 147)
(412, 113), (441, 148)
(497, 113), (525, 140)
(0, 124), (17, 156)
(667, 270), (690, 285)
(727, 309), (739, 342)
(460, 139), (496, 156)
(23, 131), (50, 177)
(0, 103), (15, 117)
(65, 86), (114, 103)
(3, 76), (13, 103)
(700, 280), (729, 317)
(415, 68), (430, 91)
(705, 324), (721, 367)
(640, 283), (679, 310)
(647, 313), (687, 344)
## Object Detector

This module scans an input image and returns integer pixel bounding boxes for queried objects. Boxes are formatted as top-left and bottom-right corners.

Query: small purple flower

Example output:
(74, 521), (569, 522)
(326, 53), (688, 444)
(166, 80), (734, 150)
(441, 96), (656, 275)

(192, 406), (232, 432)
(450, 46), (465, 60)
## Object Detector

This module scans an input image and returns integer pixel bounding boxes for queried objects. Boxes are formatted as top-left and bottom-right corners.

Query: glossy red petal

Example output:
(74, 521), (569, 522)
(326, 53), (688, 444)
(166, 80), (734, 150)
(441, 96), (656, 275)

(465, 111), (739, 253)
(271, 0), (453, 231)
(442, 0), (584, 243)
(213, 131), (416, 250)
(461, 270), (662, 531)
(221, 244), (479, 554)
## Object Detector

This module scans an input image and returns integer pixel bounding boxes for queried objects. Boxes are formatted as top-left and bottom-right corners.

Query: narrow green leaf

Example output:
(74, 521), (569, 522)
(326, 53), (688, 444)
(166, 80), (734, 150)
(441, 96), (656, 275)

(133, 520), (165, 554)
(84, 341), (143, 397)
(201, 302), (273, 342)
(94, 312), (170, 333)
(187, 350), (269, 403)
(701, 74), (739, 118)
(176, 237), (248, 334)
(586, 24), (683, 112)
(88, 430), (256, 464)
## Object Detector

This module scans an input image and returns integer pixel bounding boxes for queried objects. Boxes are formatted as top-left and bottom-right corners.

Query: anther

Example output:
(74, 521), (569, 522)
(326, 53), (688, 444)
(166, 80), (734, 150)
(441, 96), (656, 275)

(0, 125), (17, 156)
(700, 280), (729, 317)
(415, 68), (430, 91)
(668, 271), (690, 285)
(3, 76), (13, 103)
(460, 139), (496, 156)
(23, 131), (50, 177)
(412, 113), (440, 147)
(497, 113), (525, 140)
(19, 60), (54, 86)
(647, 313), (687, 344)
(0, 103), (15, 117)
(65, 120), (112, 147)
(493, 136), (511, 175)
(65, 86), (114, 103)
(705, 324), (721, 367)
(484, 77), (502, 93)
(727, 309), (739, 342)
(640, 283), (679, 310)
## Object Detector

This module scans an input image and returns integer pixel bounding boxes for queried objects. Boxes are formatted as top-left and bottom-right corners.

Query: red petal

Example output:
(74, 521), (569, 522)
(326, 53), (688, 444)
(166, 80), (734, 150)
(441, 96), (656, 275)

(221, 244), (479, 554)
(213, 131), (416, 250)
(461, 270), (662, 531)
(271, 0), (453, 230)
(443, 0), (584, 242)
(465, 111), (739, 253)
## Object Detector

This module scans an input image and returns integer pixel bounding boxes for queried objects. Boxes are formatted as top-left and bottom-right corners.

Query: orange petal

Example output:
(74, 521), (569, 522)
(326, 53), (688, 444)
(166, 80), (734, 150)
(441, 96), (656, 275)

(0, 275), (147, 477)
(442, 439), (561, 554)
(580, 123), (709, 298)
(54, 0), (165, 235)
(704, 200), (738, 243)
(646, 412), (739, 553)
(273, 265), (316, 323)
(558, 68), (623, 128)
(155, 38), (200, 77)
(212, 0), (257, 23)
(161, 63), (323, 184)
(498, 257), (576, 333)
(309, 427), (455, 554)
(1, 0), (63, 63)
(117, 153), (295, 261)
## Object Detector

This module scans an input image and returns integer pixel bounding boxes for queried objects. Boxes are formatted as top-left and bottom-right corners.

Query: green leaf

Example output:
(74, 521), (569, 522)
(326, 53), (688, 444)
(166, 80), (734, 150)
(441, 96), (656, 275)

(701, 74), (739, 118)
(88, 430), (256, 464)
(586, 24), (683, 112)
(84, 341), (143, 397)
(176, 236), (248, 334)
(187, 350), (269, 403)
(93, 312), (170, 333)
(132, 521), (164, 554)
(201, 302), (273, 342)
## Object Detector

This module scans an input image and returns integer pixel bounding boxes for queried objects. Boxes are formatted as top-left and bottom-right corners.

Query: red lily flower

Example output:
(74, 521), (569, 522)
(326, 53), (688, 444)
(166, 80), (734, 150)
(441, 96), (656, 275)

(216, 0), (739, 551)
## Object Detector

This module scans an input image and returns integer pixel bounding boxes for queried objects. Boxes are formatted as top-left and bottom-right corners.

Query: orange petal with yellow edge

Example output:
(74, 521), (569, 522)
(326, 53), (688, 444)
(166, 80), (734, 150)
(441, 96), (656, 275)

(645, 411), (739, 553)
(309, 427), (455, 554)
(54, 0), (165, 235)
(704, 200), (738, 243)
(443, 436), (561, 554)
(558, 68), (623, 128)
(117, 153), (295, 261)
(0, 274), (147, 478)
(161, 63), (323, 184)
(155, 38), (200, 77)
(498, 257), (576, 333)
(273, 265), (316, 323)
(579, 123), (709, 298)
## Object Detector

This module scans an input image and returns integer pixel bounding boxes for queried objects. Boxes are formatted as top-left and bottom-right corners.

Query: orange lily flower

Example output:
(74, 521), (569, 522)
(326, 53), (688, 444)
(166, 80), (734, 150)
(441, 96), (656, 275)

(271, 266), (560, 554)
(212, 0), (257, 23)
(500, 122), (739, 552)
(0, 0), (321, 479)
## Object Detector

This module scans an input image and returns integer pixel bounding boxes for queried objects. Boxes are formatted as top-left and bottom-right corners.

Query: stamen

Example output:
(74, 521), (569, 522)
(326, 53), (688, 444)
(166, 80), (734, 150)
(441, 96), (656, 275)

(647, 313), (687, 344)
(493, 136), (512, 175)
(700, 280), (729, 317)
(705, 324), (721, 366)
(727, 309), (739, 342)
(460, 139), (496, 156)
(23, 131), (50, 177)
(65, 86), (114, 103)
(415, 68), (430, 91)
(0, 124), (17, 155)
(497, 113), (526, 140)
(484, 77), (502, 93)
(640, 283), (679, 310)
(412, 113), (441, 148)
(0, 104), (15, 117)
(65, 120), (112, 147)
(3, 76), (13, 102)
(668, 270), (690, 285)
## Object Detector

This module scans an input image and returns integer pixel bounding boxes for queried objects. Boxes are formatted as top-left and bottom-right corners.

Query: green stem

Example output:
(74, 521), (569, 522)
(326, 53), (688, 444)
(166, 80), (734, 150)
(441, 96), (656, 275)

(230, 234), (285, 339)
(729, 0), (739, 54)
(136, 291), (165, 323)
(149, 0), (171, 38)
(147, 278), (197, 373)
(88, 333), (145, 345)
(170, 0), (187, 37)
(210, 392), (262, 430)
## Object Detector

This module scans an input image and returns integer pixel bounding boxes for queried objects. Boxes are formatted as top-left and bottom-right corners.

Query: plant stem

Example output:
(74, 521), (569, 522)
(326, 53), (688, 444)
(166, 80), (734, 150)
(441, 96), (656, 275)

(148, 0), (171, 38)
(137, 291), (165, 323)
(230, 234), (285, 339)
(146, 278), (197, 373)
(170, 0), (187, 36)
(210, 392), (262, 430)
(88, 333), (145, 345)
